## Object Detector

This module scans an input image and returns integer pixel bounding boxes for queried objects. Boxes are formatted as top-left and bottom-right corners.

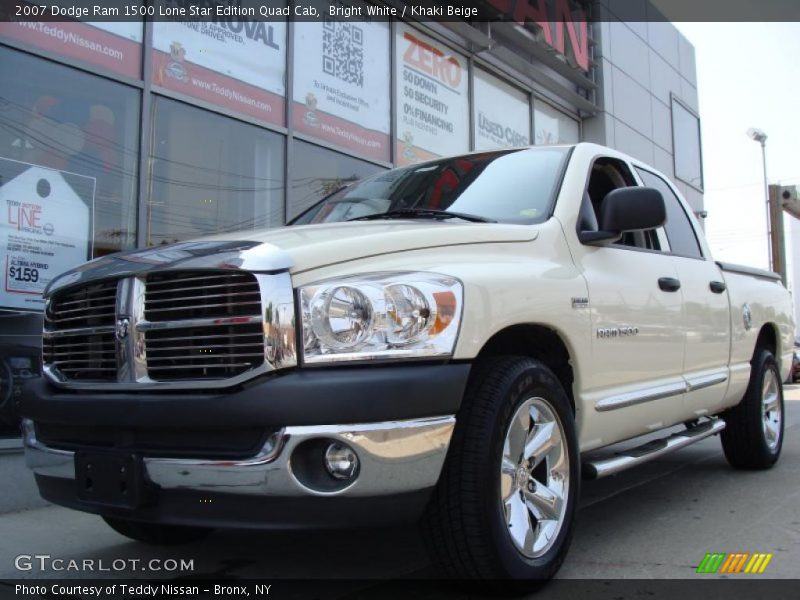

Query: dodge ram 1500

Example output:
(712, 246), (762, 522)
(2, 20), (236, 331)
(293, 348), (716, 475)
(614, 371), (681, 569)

(23, 143), (794, 584)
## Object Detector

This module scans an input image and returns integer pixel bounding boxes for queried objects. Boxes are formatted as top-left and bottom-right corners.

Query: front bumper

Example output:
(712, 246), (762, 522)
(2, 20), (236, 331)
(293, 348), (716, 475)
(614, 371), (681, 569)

(22, 363), (469, 528)
(24, 416), (455, 497)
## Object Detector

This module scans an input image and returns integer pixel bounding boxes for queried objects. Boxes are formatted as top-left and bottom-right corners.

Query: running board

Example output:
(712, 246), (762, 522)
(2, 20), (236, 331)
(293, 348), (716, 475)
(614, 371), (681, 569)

(582, 418), (726, 480)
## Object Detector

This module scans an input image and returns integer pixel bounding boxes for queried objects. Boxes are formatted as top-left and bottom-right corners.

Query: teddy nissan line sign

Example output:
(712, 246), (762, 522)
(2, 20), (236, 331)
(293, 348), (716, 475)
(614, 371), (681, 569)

(484, 0), (590, 72)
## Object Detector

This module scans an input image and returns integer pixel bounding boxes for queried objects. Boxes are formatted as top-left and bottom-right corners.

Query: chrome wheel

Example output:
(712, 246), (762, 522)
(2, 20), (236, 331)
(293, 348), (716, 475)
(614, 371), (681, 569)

(500, 397), (570, 558)
(762, 368), (782, 451)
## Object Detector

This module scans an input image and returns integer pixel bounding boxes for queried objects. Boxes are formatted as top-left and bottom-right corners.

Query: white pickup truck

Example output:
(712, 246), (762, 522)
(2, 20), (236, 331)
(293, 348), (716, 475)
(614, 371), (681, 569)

(23, 143), (793, 584)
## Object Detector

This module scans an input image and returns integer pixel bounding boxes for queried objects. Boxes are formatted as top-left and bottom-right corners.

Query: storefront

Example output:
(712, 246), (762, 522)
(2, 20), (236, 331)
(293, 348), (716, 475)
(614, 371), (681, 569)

(0, 1), (702, 438)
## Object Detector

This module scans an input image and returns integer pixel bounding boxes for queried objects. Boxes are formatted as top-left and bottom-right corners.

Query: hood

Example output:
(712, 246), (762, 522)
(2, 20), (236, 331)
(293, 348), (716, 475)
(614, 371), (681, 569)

(46, 221), (537, 295)
(207, 220), (538, 271)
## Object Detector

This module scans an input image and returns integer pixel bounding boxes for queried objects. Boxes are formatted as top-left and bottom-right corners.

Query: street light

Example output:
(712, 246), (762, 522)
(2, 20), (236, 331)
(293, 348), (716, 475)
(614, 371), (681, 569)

(746, 127), (771, 270)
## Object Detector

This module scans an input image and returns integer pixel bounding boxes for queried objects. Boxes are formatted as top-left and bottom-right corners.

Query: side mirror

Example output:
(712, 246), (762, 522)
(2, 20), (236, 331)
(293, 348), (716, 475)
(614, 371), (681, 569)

(579, 187), (666, 245)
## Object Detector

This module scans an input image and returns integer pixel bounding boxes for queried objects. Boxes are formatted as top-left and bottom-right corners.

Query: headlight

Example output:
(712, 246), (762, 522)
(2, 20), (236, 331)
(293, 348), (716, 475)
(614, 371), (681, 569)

(299, 272), (463, 364)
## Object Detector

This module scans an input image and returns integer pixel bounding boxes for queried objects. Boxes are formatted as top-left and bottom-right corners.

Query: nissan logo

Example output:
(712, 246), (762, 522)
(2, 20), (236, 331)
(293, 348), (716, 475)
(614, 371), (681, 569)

(116, 318), (130, 341)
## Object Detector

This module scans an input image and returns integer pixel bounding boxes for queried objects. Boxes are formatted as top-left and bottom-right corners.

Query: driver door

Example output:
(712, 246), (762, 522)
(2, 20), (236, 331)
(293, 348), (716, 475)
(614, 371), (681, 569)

(569, 157), (687, 447)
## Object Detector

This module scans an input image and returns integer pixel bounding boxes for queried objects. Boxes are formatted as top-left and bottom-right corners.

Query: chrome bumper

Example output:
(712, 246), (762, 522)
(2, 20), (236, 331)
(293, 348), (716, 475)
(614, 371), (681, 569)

(23, 416), (455, 498)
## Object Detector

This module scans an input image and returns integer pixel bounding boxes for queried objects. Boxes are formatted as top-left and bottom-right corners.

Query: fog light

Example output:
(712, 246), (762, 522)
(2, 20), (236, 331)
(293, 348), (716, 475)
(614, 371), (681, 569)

(324, 442), (359, 480)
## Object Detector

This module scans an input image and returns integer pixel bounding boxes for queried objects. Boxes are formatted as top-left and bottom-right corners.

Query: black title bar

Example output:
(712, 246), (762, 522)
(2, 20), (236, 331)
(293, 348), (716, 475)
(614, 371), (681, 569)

(1, 0), (800, 23)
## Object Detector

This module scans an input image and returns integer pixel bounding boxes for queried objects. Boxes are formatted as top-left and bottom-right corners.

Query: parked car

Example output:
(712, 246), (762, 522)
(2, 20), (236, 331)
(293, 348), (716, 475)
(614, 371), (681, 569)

(792, 337), (800, 382)
(22, 143), (794, 586)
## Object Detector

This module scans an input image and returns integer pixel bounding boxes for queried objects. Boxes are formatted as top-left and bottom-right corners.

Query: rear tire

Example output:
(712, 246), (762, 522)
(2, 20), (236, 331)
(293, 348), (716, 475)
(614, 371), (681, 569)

(103, 516), (212, 545)
(422, 356), (579, 587)
(721, 349), (784, 469)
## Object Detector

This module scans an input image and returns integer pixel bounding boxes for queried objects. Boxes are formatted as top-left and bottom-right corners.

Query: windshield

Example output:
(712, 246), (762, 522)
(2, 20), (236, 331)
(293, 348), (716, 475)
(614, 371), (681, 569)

(290, 147), (570, 225)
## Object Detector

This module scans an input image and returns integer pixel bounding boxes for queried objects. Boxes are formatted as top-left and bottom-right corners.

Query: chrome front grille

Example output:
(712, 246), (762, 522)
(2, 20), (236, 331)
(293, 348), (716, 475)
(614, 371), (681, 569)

(43, 280), (118, 382)
(46, 280), (117, 330)
(144, 272), (262, 321)
(143, 272), (265, 381)
(42, 269), (297, 389)
(42, 332), (117, 381)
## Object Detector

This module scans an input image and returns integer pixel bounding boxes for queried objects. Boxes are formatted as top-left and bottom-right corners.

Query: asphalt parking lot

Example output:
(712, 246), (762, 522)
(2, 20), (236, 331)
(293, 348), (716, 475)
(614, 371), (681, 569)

(1, 386), (799, 595)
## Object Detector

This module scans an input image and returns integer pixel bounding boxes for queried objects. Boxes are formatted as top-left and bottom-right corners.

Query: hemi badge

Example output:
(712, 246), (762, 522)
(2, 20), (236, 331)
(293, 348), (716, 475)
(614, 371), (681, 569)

(571, 297), (589, 309)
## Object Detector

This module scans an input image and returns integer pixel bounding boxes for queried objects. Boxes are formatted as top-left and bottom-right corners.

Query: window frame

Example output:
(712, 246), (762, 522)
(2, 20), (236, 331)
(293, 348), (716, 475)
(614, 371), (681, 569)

(633, 166), (707, 261)
(533, 97), (582, 146)
(670, 94), (704, 192)
(146, 95), (286, 246)
(0, 46), (142, 266)
(472, 67), (532, 152)
(287, 139), (389, 223)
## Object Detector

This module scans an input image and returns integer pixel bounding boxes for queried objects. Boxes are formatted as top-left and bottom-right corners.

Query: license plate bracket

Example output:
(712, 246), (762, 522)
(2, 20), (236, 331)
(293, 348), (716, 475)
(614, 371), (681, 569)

(75, 450), (147, 508)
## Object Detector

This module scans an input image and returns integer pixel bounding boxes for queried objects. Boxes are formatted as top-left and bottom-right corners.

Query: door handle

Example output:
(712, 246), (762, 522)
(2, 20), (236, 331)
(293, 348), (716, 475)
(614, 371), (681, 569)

(709, 281), (727, 294)
(658, 277), (681, 292)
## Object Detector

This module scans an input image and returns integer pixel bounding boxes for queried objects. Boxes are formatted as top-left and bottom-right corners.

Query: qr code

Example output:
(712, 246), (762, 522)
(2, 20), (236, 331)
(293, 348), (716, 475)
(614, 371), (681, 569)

(322, 18), (364, 87)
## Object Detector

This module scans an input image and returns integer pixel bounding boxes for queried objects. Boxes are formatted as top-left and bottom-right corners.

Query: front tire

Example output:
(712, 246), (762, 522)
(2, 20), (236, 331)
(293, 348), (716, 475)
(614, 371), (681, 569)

(721, 348), (784, 469)
(103, 516), (212, 545)
(422, 356), (579, 586)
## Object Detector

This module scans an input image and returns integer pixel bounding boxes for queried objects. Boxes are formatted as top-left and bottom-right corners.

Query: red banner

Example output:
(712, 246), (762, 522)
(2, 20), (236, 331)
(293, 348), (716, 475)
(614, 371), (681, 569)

(0, 21), (141, 79)
(293, 103), (390, 162)
(152, 50), (285, 128)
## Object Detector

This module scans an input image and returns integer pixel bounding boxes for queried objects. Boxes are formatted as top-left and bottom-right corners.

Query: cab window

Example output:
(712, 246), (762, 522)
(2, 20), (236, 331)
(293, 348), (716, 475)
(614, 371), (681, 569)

(580, 157), (664, 252)
(635, 168), (703, 259)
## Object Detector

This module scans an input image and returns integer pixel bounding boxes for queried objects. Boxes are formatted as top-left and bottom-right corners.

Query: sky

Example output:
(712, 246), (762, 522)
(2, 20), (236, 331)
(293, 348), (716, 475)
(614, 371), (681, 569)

(674, 22), (800, 288)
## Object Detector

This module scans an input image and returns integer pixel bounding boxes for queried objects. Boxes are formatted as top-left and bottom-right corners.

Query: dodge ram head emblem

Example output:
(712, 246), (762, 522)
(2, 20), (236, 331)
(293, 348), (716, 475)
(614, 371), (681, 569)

(116, 318), (130, 341)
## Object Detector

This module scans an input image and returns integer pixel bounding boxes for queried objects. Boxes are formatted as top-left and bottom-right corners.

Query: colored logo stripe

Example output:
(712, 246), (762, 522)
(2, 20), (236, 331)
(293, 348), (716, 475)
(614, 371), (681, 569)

(720, 553), (749, 573)
(697, 553), (726, 573)
(744, 553), (773, 574)
(697, 553), (773, 574)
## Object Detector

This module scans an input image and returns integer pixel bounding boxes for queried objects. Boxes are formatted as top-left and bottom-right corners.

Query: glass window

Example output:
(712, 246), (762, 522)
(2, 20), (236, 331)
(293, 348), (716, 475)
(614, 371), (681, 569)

(671, 98), (703, 190)
(0, 21), (143, 79)
(636, 168), (703, 258)
(289, 140), (385, 221)
(292, 147), (570, 225)
(152, 19), (286, 126)
(293, 21), (391, 162)
(147, 98), (284, 246)
(472, 69), (530, 151)
(0, 47), (140, 312)
(534, 100), (580, 144)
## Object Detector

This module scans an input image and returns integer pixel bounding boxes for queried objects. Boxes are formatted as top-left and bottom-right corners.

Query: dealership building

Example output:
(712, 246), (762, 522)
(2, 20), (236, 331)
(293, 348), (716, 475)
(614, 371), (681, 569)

(0, 0), (703, 438)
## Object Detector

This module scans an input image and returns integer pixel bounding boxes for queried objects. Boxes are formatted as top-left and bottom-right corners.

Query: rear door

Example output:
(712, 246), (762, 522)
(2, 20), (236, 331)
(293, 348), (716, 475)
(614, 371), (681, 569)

(634, 167), (731, 415)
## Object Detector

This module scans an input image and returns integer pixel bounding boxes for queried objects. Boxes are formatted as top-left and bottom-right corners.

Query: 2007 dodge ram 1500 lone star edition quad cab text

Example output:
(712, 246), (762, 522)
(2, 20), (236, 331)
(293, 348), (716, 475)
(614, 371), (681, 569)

(23, 143), (794, 584)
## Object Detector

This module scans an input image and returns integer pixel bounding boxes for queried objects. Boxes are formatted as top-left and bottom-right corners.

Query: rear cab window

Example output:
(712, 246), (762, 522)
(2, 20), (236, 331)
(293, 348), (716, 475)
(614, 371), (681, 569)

(635, 168), (704, 259)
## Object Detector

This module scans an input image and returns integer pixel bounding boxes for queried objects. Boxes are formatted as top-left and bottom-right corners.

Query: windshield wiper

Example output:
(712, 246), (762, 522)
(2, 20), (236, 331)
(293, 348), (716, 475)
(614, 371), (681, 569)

(348, 208), (496, 223)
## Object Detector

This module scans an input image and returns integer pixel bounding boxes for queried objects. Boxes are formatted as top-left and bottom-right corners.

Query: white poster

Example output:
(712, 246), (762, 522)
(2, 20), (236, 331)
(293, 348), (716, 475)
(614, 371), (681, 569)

(473, 69), (531, 151)
(153, 20), (285, 94)
(534, 100), (580, 145)
(395, 23), (469, 165)
(293, 20), (391, 161)
(152, 15), (286, 124)
(1, 158), (95, 311)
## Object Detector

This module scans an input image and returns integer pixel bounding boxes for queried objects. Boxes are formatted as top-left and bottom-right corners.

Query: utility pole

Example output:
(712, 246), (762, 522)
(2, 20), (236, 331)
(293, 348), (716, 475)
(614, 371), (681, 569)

(768, 184), (787, 285)
(746, 128), (771, 270)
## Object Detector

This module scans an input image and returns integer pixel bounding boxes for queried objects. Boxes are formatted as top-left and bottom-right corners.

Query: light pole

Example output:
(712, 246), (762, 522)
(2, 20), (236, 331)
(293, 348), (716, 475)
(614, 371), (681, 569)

(746, 127), (771, 270)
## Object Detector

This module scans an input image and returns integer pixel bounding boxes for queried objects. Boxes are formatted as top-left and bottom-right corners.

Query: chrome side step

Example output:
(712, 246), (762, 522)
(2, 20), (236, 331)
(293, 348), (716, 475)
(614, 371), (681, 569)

(582, 418), (726, 480)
